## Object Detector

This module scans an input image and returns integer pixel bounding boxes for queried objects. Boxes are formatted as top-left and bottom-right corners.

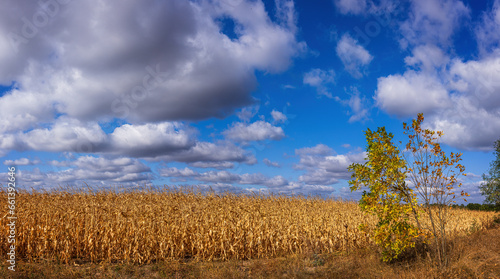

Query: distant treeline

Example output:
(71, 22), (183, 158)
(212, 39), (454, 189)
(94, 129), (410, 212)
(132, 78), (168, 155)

(451, 203), (500, 212)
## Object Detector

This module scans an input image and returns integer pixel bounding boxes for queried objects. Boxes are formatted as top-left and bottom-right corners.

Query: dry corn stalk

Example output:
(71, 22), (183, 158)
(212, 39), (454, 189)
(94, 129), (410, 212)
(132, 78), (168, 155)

(0, 187), (496, 264)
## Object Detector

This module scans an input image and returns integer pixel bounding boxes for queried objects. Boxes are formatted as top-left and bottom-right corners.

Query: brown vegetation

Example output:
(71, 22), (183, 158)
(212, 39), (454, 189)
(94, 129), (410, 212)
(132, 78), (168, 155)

(1, 187), (496, 267)
(0, 220), (499, 278)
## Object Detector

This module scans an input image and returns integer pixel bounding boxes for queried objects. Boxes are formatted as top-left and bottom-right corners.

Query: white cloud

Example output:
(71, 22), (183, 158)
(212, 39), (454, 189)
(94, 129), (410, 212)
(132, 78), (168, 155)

(346, 93), (370, 123)
(223, 121), (285, 142)
(160, 167), (288, 188)
(336, 87), (370, 123)
(298, 169), (340, 185)
(0, 0), (305, 134)
(72, 156), (150, 175)
(399, 0), (469, 48)
(8, 156), (152, 189)
(263, 158), (281, 167)
(375, 2), (500, 150)
(376, 41), (500, 150)
(295, 144), (366, 185)
(475, 0), (500, 55)
(236, 105), (260, 122)
(404, 44), (449, 73)
(3, 158), (40, 166)
(0, 87), (54, 133)
(263, 175), (288, 188)
(448, 54), (500, 110)
(239, 173), (268, 185)
(198, 170), (242, 184)
(333, 0), (367, 15)
(0, 118), (258, 167)
(189, 161), (235, 169)
(156, 141), (257, 165)
(0, 0), (307, 166)
(336, 34), (373, 78)
(375, 70), (450, 117)
(333, 0), (400, 16)
(0, 134), (17, 152)
(208, 0), (306, 73)
(155, 143), (369, 196)
(295, 144), (333, 156)
(303, 68), (335, 98)
(108, 122), (195, 157)
(425, 95), (500, 151)
(300, 184), (338, 194)
(271, 110), (287, 124)
(191, 183), (244, 193)
(20, 117), (108, 153)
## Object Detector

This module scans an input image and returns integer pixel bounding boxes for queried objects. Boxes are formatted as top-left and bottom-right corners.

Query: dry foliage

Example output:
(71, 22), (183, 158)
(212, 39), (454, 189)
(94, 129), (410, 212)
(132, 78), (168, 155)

(0, 187), (497, 264)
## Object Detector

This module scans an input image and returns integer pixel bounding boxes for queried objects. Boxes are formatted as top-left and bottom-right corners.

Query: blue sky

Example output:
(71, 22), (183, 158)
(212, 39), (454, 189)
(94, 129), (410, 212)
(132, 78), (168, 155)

(1, 0), (500, 203)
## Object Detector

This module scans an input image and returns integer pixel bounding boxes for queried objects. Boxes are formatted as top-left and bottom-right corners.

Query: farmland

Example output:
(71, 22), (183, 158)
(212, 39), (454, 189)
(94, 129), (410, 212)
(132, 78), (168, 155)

(1, 187), (497, 268)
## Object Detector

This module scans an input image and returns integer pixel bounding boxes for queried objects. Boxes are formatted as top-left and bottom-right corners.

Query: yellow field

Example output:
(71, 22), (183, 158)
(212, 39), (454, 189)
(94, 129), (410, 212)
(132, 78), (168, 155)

(1, 188), (497, 264)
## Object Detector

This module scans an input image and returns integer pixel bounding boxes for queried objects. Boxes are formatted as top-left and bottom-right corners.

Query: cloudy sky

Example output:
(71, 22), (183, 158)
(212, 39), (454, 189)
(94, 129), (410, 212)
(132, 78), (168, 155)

(1, 0), (500, 203)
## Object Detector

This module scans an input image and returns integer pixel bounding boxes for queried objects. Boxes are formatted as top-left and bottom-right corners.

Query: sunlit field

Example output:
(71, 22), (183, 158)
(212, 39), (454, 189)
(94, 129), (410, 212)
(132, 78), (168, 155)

(1, 187), (497, 265)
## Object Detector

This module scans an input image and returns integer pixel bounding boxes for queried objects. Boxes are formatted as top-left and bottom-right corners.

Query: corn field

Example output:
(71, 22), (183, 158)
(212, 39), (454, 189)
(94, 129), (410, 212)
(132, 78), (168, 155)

(1, 187), (497, 264)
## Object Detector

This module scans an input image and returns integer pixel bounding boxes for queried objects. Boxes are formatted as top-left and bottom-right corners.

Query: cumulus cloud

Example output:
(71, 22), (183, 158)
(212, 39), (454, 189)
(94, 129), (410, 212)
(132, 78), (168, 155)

(0, 0), (305, 137)
(18, 117), (108, 153)
(0, 0), (307, 175)
(198, 170), (242, 184)
(160, 167), (289, 188)
(376, 65), (500, 147)
(448, 53), (500, 111)
(156, 144), (367, 196)
(262, 175), (289, 187)
(372, 1), (500, 150)
(303, 68), (335, 98)
(10, 156), (152, 189)
(108, 122), (195, 157)
(375, 70), (451, 117)
(0, 87), (54, 133)
(425, 94), (500, 151)
(0, 118), (258, 167)
(336, 34), (373, 78)
(404, 44), (449, 73)
(294, 144), (366, 185)
(223, 121), (285, 142)
(156, 141), (257, 165)
(0, 119), (195, 156)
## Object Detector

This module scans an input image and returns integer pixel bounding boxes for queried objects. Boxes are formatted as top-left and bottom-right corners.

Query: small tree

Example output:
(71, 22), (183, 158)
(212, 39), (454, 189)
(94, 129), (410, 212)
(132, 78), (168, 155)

(480, 139), (500, 207)
(402, 113), (468, 266)
(348, 127), (419, 262)
(349, 113), (468, 265)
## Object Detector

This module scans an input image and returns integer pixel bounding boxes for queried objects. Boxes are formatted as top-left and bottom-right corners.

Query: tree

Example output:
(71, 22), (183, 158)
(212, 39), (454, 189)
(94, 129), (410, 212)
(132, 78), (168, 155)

(349, 113), (468, 265)
(348, 127), (419, 262)
(402, 113), (468, 266)
(480, 139), (500, 207)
